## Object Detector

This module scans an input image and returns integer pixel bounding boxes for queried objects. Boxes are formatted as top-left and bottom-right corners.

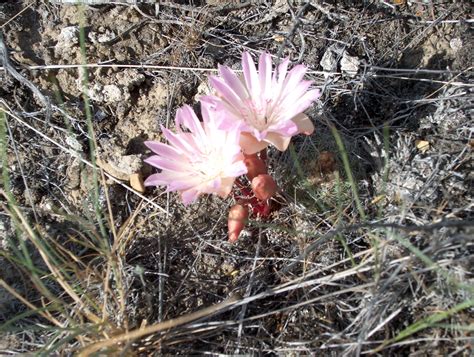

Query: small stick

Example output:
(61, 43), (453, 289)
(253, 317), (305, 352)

(0, 33), (51, 122)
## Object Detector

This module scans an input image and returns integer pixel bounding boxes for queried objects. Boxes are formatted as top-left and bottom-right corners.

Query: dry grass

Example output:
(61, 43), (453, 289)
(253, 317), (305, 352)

(0, 1), (473, 355)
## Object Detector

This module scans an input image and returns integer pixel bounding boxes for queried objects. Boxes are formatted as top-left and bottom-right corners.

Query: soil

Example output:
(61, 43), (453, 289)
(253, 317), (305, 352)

(0, 1), (472, 355)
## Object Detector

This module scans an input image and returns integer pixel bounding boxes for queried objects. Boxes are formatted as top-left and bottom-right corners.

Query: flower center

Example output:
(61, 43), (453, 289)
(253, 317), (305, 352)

(192, 148), (225, 181)
(238, 98), (276, 131)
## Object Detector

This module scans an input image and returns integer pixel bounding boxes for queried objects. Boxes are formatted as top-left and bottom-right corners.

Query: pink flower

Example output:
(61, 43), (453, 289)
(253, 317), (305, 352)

(202, 52), (320, 154)
(144, 103), (247, 205)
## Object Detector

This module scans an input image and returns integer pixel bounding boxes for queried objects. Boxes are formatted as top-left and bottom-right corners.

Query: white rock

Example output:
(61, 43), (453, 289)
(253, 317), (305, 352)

(65, 135), (82, 152)
(57, 26), (79, 47)
(97, 154), (142, 181)
(449, 38), (463, 52)
(194, 81), (212, 102)
(341, 52), (360, 77)
(97, 30), (116, 43)
(55, 26), (79, 56)
(103, 85), (124, 102)
(320, 44), (345, 77)
(115, 69), (146, 89)
(87, 83), (105, 102)
(320, 48), (338, 73)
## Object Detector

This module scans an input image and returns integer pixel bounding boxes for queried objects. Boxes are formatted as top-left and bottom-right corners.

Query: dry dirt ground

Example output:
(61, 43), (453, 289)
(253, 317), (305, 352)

(0, 0), (473, 355)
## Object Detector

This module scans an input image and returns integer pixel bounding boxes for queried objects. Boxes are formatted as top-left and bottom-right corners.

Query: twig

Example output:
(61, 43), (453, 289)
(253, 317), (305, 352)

(0, 2), (34, 30)
(0, 32), (51, 122)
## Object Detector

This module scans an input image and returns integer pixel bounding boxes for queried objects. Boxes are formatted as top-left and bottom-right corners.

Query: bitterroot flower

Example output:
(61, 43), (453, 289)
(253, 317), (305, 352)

(203, 51), (320, 154)
(144, 103), (247, 205)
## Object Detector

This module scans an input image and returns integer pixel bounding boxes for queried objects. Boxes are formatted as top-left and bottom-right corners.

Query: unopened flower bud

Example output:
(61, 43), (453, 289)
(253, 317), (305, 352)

(251, 174), (278, 201)
(244, 154), (267, 181)
(228, 204), (249, 243)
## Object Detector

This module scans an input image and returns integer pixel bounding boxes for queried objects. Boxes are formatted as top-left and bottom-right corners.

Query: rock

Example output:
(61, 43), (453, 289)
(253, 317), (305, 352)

(54, 26), (79, 57)
(88, 29), (116, 44)
(130, 173), (145, 193)
(56, 26), (79, 47)
(66, 159), (81, 190)
(115, 69), (146, 89)
(341, 52), (360, 77)
(320, 44), (344, 74)
(320, 47), (339, 73)
(65, 135), (82, 153)
(97, 154), (142, 181)
(320, 45), (360, 77)
(88, 84), (130, 103)
(194, 80), (212, 102)
(103, 84), (127, 103)
(449, 37), (463, 53)
(88, 83), (105, 102)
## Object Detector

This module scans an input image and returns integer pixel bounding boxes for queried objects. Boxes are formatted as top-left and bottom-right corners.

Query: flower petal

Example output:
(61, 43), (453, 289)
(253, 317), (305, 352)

(176, 105), (206, 140)
(143, 173), (166, 187)
(218, 64), (248, 99)
(209, 76), (246, 111)
(283, 64), (307, 91)
(292, 113), (315, 135)
(224, 160), (248, 177)
(161, 125), (195, 154)
(145, 156), (187, 172)
(265, 132), (292, 152)
(276, 57), (290, 84)
(292, 88), (321, 114)
(145, 141), (182, 160)
(239, 132), (269, 154)
(258, 52), (272, 100)
(269, 119), (298, 137)
(217, 177), (235, 198)
(242, 52), (260, 99)
(181, 189), (199, 205)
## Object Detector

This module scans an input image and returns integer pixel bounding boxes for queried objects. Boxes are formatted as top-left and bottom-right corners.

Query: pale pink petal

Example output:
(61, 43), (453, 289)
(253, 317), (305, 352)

(287, 89), (321, 119)
(199, 94), (220, 107)
(258, 52), (272, 99)
(217, 177), (235, 198)
(145, 156), (186, 172)
(292, 113), (315, 135)
(145, 104), (246, 206)
(201, 178), (221, 193)
(176, 105), (206, 140)
(199, 99), (217, 125)
(242, 52), (260, 98)
(265, 132), (292, 151)
(161, 125), (195, 154)
(168, 176), (203, 191)
(156, 170), (194, 181)
(283, 64), (307, 90)
(269, 119), (298, 137)
(224, 160), (248, 177)
(252, 127), (266, 141)
(218, 64), (248, 99)
(145, 141), (182, 160)
(279, 80), (313, 104)
(218, 112), (250, 132)
(239, 132), (269, 154)
(276, 57), (290, 84)
(210, 76), (246, 110)
(144, 173), (166, 187)
(181, 189), (199, 205)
